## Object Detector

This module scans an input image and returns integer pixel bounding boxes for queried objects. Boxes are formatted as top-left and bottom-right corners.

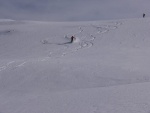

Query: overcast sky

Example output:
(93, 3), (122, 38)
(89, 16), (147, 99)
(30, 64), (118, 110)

(0, 0), (150, 21)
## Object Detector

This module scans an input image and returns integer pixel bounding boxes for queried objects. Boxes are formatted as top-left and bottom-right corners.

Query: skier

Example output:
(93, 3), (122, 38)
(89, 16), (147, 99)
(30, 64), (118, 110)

(70, 36), (76, 43)
(143, 13), (145, 18)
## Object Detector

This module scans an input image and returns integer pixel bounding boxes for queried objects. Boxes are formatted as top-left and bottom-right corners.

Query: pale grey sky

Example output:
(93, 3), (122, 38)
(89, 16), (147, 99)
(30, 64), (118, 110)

(0, 0), (150, 21)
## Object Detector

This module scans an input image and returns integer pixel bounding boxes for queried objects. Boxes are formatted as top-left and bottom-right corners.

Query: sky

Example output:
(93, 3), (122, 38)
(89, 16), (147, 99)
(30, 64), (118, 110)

(0, 0), (150, 21)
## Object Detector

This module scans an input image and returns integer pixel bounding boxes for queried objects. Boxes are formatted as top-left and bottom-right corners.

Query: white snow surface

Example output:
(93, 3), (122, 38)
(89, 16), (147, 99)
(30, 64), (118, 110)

(1, 18), (150, 113)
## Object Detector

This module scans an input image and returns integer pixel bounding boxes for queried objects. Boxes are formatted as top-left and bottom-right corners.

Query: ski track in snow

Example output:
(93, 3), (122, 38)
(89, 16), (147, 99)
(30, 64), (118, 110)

(0, 61), (27, 72)
(46, 21), (122, 58)
(0, 21), (122, 72)
(0, 61), (15, 71)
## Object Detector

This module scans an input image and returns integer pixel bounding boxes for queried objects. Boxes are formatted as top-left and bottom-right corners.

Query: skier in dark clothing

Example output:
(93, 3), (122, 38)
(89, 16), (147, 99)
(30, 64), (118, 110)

(143, 13), (145, 18)
(70, 36), (75, 43)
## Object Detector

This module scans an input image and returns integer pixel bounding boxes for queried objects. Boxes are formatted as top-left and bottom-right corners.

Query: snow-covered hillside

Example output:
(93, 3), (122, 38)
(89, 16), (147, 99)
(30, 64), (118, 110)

(1, 18), (150, 113)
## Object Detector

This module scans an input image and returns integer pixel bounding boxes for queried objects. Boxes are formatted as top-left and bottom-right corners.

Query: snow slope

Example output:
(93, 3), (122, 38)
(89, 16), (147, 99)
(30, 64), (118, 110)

(1, 18), (150, 113)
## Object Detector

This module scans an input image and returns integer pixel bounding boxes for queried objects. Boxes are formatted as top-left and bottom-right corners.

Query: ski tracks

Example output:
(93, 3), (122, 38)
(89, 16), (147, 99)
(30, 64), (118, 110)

(0, 61), (27, 72)
(61, 21), (122, 56)
(0, 21), (122, 72)
(42, 21), (122, 58)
